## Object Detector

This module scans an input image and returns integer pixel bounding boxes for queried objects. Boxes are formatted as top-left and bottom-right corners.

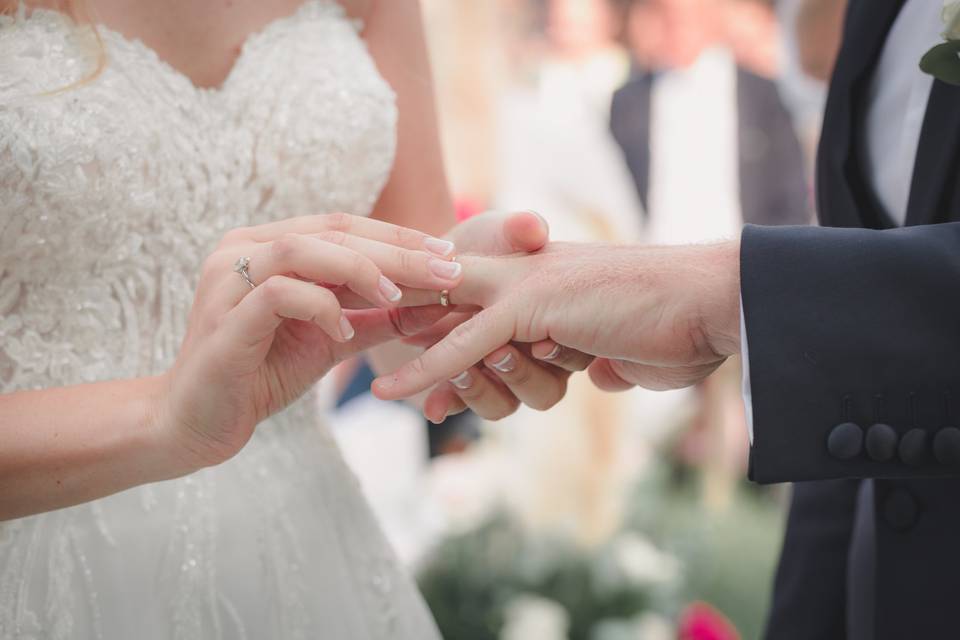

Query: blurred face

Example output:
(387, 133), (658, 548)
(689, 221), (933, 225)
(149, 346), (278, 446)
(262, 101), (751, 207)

(630, 0), (721, 69)
(547, 0), (617, 56)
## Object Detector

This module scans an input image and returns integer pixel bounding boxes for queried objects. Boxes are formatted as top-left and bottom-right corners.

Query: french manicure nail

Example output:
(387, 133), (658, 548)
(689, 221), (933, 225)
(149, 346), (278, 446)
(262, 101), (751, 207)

(429, 258), (462, 280)
(491, 352), (515, 373)
(378, 275), (403, 303)
(375, 375), (397, 391)
(424, 237), (456, 257)
(450, 371), (472, 390)
(338, 315), (355, 341)
(542, 344), (562, 361)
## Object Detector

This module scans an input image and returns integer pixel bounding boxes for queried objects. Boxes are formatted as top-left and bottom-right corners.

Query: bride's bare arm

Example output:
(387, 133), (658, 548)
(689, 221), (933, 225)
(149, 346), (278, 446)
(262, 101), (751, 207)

(0, 214), (459, 521)
(0, 376), (179, 520)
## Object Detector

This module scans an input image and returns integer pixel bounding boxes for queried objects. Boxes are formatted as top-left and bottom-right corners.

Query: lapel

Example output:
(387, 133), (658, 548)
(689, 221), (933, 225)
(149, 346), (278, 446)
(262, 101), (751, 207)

(816, 0), (905, 229)
(904, 80), (960, 226)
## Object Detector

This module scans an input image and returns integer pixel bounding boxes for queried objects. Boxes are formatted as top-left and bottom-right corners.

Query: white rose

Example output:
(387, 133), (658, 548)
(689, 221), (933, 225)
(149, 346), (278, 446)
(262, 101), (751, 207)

(943, 0), (960, 40)
(500, 594), (569, 640)
(611, 533), (681, 586)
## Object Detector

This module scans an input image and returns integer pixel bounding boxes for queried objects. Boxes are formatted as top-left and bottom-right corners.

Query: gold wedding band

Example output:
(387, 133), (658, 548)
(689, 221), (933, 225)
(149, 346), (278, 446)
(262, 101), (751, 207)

(439, 256), (457, 306)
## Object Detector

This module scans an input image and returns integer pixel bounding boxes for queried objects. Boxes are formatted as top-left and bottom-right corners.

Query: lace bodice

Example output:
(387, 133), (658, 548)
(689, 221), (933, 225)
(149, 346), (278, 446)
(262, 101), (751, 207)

(0, 4), (442, 639)
(0, 1), (397, 391)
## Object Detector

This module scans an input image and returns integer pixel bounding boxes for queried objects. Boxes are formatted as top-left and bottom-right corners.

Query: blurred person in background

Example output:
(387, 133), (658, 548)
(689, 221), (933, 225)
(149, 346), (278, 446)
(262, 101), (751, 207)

(609, 0), (811, 506)
(776, 0), (849, 175)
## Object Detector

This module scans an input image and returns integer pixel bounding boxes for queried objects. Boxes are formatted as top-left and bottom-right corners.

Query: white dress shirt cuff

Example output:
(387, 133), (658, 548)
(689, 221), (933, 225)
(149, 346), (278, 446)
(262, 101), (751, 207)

(740, 295), (754, 445)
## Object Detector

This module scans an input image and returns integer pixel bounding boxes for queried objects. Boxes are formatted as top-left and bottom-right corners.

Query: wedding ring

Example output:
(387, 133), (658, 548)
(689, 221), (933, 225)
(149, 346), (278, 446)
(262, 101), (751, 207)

(234, 256), (256, 290)
(439, 256), (458, 306)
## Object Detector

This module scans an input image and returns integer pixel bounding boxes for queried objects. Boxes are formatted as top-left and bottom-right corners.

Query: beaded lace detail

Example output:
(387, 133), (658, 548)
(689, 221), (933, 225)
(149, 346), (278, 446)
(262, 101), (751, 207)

(0, 3), (441, 638)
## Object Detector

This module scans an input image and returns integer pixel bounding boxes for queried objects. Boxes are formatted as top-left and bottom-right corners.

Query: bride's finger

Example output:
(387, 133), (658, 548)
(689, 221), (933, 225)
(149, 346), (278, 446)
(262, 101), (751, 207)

(423, 386), (467, 424)
(482, 345), (569, 411)
(239, 234), (403, 308)
(233, 212), (457, 256)
(309, 231), (464, 290)
(530, 340), (595, 372)
(443, 366), (520, 421)
(334, 286), (464, 310)
(218, 275), (353, 357)
(372, 305), (517, 400)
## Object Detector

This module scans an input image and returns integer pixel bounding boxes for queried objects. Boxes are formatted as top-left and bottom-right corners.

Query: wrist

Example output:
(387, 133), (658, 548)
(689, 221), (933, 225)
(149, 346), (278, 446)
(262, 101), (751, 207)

(698, 239), (742, 358)
(145, 372), (208, 479)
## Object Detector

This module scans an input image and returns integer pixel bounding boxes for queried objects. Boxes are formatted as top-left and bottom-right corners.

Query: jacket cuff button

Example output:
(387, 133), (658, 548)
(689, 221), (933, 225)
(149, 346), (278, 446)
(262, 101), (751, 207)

(827, 422), (863, 460)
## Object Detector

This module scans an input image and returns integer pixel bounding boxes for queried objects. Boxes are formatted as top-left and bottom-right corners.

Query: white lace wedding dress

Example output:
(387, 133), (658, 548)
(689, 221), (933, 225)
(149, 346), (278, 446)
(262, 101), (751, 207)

(0, 3), (442, 638)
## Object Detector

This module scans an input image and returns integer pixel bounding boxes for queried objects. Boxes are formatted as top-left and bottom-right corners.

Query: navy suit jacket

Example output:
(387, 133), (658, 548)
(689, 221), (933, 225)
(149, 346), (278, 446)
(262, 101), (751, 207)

(741, 1), (960, 638)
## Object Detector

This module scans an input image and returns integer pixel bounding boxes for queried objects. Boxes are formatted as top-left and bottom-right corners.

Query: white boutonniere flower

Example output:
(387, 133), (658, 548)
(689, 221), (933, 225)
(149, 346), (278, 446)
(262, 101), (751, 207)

(921, 1), (960, 85)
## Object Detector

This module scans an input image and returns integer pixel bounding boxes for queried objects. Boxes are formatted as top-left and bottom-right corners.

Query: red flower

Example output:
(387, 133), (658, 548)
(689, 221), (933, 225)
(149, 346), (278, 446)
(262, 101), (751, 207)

(678, 602), (740, 640)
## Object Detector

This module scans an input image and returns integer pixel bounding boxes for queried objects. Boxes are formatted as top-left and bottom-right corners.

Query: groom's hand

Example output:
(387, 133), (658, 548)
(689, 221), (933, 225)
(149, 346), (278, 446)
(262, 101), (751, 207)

(410, 211), (591, 423)
(374, 240), (742, 400)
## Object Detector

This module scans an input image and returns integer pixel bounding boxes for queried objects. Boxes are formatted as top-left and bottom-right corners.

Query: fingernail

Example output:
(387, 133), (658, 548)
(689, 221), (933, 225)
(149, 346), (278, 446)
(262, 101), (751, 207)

(490, 352), (515, 373)
(424, 237), (456, 257)
(338, 315), (355, 341)
(375, 375), (397, 391)
(542, 344), (562, 361)
(429, 258), (462, 280)
(378, 275), (403, 303)
(450, 371), (472, 390)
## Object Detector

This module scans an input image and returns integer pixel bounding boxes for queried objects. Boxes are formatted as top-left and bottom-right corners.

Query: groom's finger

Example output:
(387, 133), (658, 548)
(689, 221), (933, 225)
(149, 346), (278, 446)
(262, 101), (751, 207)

(482, 346), (569, 411)
(372, 306), (516, 400)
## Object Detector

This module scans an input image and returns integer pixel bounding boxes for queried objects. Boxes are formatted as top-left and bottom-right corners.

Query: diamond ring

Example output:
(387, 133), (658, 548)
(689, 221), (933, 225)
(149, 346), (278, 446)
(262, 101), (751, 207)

(234, 256), (256, 290)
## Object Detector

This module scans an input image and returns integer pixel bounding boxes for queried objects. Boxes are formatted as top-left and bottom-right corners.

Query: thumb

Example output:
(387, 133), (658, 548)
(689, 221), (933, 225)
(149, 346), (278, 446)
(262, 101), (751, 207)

(502, 210), (549, 253)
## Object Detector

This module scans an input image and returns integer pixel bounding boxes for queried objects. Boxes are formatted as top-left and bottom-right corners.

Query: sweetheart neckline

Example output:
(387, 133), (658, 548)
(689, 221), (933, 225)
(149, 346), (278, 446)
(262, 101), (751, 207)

(14, 0), (347, 94)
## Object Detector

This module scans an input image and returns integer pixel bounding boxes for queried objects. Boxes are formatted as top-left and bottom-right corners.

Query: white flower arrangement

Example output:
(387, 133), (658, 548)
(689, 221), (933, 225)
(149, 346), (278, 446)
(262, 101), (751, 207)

(921, 1), (960, 85)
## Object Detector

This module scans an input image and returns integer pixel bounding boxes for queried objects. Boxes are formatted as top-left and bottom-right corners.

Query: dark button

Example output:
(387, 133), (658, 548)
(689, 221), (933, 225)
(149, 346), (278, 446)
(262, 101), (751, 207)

(898, 429), (927, 466)
(933, 427), (960, 465)
(882, 488), (920, 531)
(827, 422), (863, 460)
(865, 423), (898, 461)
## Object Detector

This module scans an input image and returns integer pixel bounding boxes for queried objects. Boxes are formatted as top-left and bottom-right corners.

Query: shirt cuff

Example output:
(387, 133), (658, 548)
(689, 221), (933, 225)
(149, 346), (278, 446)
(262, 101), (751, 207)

(740, 294), (754, 445)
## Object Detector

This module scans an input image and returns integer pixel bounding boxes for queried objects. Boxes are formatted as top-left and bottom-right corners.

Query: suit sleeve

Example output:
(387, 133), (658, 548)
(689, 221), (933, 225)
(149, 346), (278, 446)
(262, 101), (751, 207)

(741, 222), (960, 483)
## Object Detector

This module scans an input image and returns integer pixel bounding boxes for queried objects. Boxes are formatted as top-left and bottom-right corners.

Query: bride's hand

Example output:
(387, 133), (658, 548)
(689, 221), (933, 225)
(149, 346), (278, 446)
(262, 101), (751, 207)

(372, 240), (743, 400)
(157, 213), (461, 470)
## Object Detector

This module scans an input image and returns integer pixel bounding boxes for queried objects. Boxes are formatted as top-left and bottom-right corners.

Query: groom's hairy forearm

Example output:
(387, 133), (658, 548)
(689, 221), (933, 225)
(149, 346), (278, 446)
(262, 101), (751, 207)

(0, 375), (182, 520)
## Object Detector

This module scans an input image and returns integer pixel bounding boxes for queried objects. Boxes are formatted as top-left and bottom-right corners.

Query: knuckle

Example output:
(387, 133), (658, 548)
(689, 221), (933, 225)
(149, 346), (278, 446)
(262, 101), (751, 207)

(270, 233), (301, 261)
(393, 225), (419, 247)
(220, 226), (251, 246)
(324, 212), (351, 232)
(318, 230), (348, 246)
(199, 252), (225, 282)
(397, 248), (417, 276)
(258, 275), (289, 307)
(405, 355), (428, 379)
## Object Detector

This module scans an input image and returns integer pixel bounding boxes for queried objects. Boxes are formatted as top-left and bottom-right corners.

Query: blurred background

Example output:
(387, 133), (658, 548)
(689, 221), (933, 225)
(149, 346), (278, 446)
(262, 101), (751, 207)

(327, 0), (847, 638)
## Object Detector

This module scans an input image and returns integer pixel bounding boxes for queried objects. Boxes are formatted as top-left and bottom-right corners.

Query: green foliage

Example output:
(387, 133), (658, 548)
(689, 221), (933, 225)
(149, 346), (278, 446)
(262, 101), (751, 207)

(417, 513), (659, 640)
(622, 467), (786, 640)
(920, 41), (960, 86)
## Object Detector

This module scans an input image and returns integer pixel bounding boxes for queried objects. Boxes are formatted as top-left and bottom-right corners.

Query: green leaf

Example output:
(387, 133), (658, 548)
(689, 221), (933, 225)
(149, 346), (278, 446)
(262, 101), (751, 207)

(920, 40), (960, 86)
